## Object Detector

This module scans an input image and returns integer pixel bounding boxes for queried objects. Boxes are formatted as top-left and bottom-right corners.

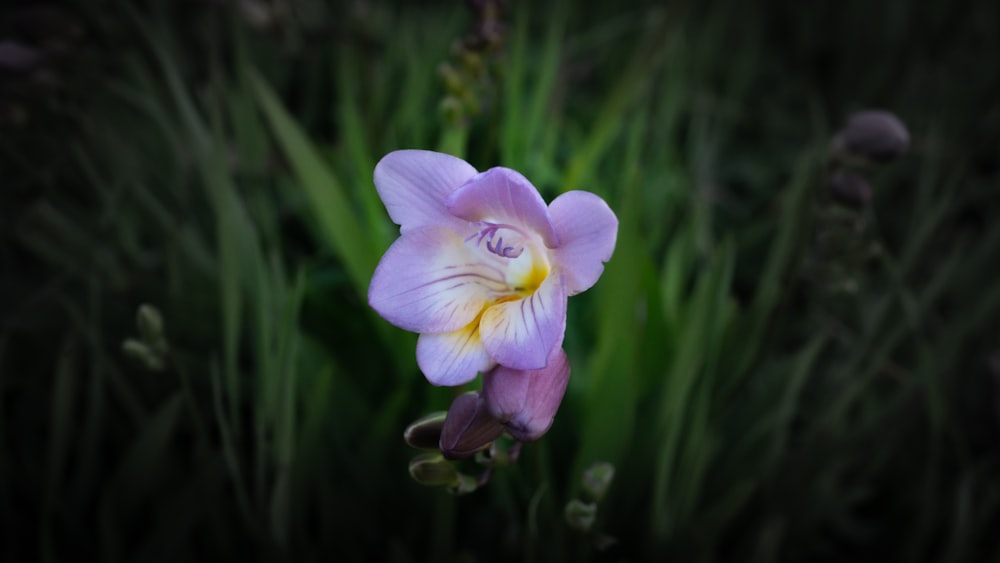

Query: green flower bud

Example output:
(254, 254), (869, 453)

(408, 453), (459, 487)
(582, 461), (615, 502)
(438, 62), (464, 96)
(449, 472), (481, 495)
(564, 499), (597, 532)
(122, 339), (164, 371)
(440, 95), (465, 126)
(403, 411), (448, 450)
(136, 304), (164, 345)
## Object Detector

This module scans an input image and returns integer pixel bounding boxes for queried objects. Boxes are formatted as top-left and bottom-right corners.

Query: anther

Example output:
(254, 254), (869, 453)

(467, 222), (524, 259)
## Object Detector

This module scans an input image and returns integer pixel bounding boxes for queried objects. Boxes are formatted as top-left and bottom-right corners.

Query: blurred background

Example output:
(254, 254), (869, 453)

(2, 0), (999, 561)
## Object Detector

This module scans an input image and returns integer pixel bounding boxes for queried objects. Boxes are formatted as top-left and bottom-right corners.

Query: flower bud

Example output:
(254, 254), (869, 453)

(403, 411), (448, 450)
(564, 499), (597, 532)
(0, 41), (41, 73)
(827, 169), (872, 209)
(122, 339), (164, 371)
(439, 392), (505, 460)
(439, 95), (465, 125)
(449, 472), (482, 495)
(408, 453), (460, 487)
(482, 347), (570, 442)
(438, 62), (464, 96)
(832, 109), (910, 164)
(136, 304), (164, 346)
(582, 461), (615, 502)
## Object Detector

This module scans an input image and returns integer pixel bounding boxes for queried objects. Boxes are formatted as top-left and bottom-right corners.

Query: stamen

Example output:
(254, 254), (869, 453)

(465, 222), (525, 259)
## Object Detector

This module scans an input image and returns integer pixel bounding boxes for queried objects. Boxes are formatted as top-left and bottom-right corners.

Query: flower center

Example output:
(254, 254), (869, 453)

(466, 221), (549, 296)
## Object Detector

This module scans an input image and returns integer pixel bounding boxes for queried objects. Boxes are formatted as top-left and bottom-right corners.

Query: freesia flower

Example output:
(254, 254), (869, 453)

(369, 149), (617, 441)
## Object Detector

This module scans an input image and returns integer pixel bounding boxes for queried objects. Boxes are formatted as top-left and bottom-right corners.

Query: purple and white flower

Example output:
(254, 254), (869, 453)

(369, 149), (617, 442)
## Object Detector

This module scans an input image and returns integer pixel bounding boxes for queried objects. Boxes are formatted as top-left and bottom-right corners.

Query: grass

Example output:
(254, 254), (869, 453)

(2, 0), (999, 561)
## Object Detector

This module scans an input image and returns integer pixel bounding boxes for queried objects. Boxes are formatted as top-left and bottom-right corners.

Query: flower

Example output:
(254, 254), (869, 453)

(369, 149), (617, 442)
(370, 149), (617, 374)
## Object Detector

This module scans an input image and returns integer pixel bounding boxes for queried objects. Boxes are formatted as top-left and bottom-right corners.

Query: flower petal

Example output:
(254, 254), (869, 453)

(482, 347), (570, 442)
(374, 150), (477, 233)
(368, 225), (505, 333)
(446, 167), (559, 247)
(416, 321), (495, 386)
(548, 190), (618, 295)
(439, 392), (505, 460)
(479, 272), (567, 370)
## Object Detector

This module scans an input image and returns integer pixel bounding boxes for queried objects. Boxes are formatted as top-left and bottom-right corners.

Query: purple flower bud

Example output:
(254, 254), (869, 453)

(828, 169), (873, 209)
(482, 347), (570, 442)
(0, 41), (41, 73)
(439, 392), (505, 460)
(833, 109), (910, 164)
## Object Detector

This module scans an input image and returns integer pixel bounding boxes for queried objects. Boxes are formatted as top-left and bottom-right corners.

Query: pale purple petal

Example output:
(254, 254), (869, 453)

(482, 347), (570, 442)
(446, 167), (560, 247)
(416, 325), (496, 386)
(374, 150), (477, 233)
(479, 272), (567, 370)
(548, 191), (618, 295)
(439, 392), (506, 460)
(368, 225), (505, 333)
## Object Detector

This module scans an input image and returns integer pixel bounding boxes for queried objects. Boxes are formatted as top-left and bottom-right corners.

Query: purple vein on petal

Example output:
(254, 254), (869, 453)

(369, 225), (502, 333)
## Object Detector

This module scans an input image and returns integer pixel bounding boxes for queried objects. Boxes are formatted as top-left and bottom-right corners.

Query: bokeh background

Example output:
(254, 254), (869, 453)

(2, 0), (999, 561)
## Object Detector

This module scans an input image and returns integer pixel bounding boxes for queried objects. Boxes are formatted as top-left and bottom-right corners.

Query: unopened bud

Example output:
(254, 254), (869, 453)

(438, 62), (464, 95)
(832, 109), (910, 164)
(403, 411), (447, 450)
(482, 347), (570, 442)
(136, 304), (164, 344)
(408, 453), (459, 487)
(564, 499), (597, 532)
(449, 472), (481, 495)
(827, 169), (873, 209)
(440, 96), (464, 125)
(439, 392), (504, 460)
(582, 461), (615, 502)
(0, 41), (41, 73)
(122, 339), (165, 371)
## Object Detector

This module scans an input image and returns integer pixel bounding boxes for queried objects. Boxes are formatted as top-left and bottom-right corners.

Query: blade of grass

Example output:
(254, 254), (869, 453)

(250, 69), (375, 295)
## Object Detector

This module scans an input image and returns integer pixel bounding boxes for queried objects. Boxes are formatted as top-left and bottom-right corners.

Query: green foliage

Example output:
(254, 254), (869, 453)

(2, 0), (998, 562)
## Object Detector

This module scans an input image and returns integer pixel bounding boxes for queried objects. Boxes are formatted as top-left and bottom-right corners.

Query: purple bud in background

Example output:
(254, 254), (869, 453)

(828, 169), (873, 208)
(0, 41), (41, 73)
(439, 392), (505, 459)
(482, 347), (570, 442)
(833, 109), (910, 164)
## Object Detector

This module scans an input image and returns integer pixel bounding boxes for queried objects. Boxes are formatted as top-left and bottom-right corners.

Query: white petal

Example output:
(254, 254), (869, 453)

(368, 225), (505, 333)
(416, 324), (496, 386)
